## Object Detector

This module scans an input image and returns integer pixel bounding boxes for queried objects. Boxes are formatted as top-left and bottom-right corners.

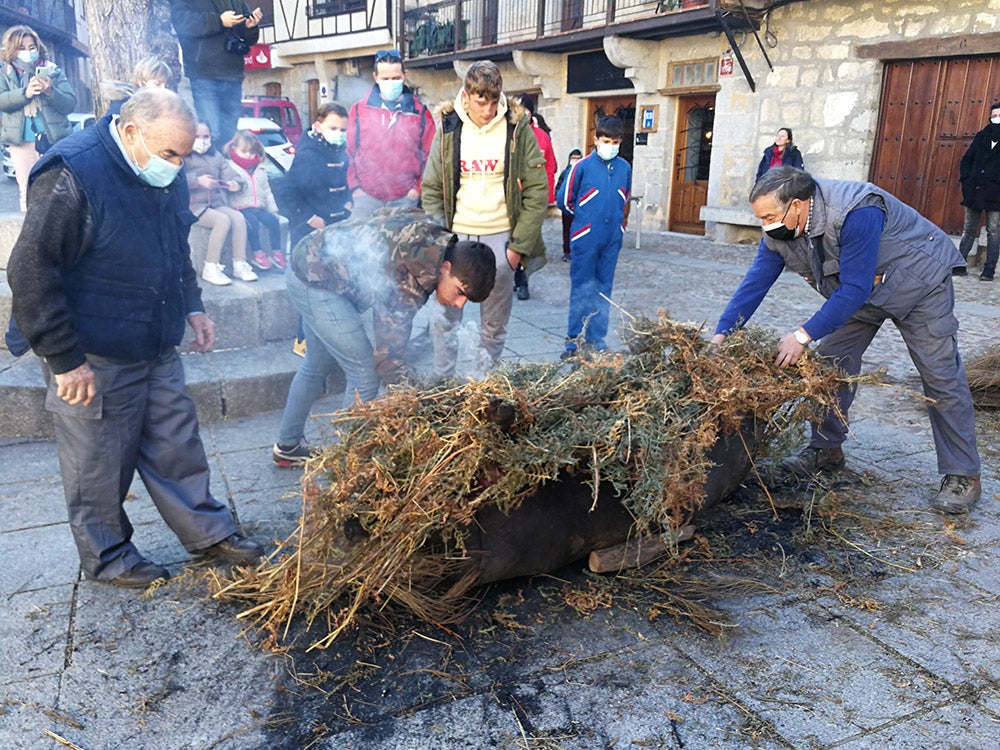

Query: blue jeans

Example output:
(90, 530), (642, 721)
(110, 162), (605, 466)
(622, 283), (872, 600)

(240, 207), (281, 252)
(566, 233), (623, 350)
(957, 206), (1000, 276)
(276, 268), (381, 445)
(189, 77), (244, 149)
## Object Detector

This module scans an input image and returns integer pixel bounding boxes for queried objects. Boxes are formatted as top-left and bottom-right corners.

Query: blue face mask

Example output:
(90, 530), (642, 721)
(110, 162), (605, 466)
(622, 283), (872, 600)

(130, 128), (182, 188)
(377, 79), (404, 102)
(16, 49), (39, 66)
(323, 129), (346, 147)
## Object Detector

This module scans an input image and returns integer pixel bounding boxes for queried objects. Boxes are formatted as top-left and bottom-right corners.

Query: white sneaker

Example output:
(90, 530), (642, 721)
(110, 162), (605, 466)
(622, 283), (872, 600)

(201, 262), (232, 286)
(232, 260), (259, 282)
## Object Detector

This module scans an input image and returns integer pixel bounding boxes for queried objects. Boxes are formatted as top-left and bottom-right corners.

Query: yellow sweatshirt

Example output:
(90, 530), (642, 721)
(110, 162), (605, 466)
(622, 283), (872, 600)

(452, 90), (511, 235)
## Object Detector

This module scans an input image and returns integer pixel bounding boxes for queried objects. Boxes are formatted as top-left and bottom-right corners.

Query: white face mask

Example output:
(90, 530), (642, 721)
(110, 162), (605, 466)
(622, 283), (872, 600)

(596, 142), (620, 161)
(191, 137), (211, 154)
(991, 116), (1000, 125)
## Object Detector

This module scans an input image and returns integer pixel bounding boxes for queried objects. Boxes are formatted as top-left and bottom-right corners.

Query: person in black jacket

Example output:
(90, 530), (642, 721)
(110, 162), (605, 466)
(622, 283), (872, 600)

(755, 127), (804, 182)
(280, 102), (352, 246)
(956, 102), (1000, 281)
(170, 0), (262, 149)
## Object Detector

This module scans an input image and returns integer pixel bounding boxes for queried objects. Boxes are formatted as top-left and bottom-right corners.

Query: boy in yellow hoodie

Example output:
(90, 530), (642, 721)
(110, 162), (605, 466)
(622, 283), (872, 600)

(421, 60), (548, 375)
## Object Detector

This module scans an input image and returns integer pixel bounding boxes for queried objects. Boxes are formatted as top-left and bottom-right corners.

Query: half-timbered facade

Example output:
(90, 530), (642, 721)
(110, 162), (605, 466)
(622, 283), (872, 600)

(247, 0), (1000, 242)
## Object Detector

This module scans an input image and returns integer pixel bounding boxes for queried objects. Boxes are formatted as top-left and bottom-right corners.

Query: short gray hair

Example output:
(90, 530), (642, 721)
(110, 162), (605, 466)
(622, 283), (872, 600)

(120, 88), (195, 130)
(749, 166), (816, 205)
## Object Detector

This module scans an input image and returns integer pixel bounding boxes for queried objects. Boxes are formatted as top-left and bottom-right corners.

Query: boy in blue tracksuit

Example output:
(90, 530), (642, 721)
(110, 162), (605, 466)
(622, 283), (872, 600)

(557, 116), (632, 357)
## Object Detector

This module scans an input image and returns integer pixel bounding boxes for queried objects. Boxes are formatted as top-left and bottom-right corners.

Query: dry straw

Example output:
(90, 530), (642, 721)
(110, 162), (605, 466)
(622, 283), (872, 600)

(966, 343), (1000, 408)
(213, 314), (847, 651)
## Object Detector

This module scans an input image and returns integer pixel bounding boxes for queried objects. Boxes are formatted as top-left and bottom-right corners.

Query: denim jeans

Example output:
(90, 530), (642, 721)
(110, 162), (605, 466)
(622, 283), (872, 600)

(566, 232), (624, 350)
(276, 268), (380, 445)
(189, 77), (244, 149)
(957, 206), (1000, 275)
(240, 207), (282, 252)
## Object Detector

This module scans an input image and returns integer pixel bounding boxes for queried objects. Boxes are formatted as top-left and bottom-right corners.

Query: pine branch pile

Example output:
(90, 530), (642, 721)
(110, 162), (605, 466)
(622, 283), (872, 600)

(213, 314), (847, 651)
(966, 343), (1000, 408)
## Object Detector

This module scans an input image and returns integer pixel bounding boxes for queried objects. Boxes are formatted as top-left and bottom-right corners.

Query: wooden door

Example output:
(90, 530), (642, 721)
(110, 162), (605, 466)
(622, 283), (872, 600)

(871, 56), (1000, 234)
(483, 0), (499, 45)
(585, 95), (636, 164)
(669, 94), (715, 234)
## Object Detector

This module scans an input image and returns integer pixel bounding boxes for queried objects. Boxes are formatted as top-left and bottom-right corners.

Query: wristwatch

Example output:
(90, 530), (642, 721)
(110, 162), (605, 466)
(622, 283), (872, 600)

(793, 328), (810, 346)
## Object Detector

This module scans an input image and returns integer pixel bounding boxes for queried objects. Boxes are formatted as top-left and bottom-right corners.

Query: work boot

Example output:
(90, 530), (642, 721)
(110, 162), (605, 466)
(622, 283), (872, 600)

(931, 474), (982, 514)
(778, 445), (845, 477)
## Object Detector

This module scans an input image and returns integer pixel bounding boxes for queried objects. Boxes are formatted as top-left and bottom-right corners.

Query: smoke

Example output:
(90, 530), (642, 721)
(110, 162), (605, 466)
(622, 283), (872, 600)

(315, 223), (395, 305)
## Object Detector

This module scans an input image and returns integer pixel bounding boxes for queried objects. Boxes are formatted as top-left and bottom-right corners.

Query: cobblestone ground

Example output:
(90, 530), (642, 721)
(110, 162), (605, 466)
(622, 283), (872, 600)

(1, 218), (997, 749)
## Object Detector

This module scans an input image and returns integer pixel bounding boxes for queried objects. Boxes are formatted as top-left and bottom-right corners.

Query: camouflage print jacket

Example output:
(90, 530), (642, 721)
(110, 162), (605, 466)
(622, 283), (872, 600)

(290, 207), (454, 383)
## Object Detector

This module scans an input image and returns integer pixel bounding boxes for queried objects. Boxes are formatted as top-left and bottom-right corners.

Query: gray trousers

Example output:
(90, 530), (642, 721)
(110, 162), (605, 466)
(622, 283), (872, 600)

(812, 277), (980, 476)
(45, 351), (236, 580)
(431, 231), (514, 376)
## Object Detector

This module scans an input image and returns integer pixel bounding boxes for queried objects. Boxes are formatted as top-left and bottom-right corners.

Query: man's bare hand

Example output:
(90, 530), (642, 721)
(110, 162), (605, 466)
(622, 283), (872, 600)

(775, 332), (807, 368)
(307, 215), (326, 230)
(220, 10), (245, 27)
(188, 313), (216, 353)
(55, 363), (96, 406)
(505, 247), (522, 272)
(244, 7), (264, 28)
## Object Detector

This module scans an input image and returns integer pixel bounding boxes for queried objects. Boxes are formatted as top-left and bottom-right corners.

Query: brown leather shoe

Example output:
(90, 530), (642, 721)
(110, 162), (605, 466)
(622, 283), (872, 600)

(195, 534), (264, 564)
(931, 475), (982, 514)
(91, 561), (170, 589)
(778, 445), (846, 478)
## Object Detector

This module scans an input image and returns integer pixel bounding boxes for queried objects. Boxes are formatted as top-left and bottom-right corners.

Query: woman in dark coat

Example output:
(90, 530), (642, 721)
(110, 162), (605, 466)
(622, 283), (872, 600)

(956, 103), (1000, 281)
(755, 127), (804, 182)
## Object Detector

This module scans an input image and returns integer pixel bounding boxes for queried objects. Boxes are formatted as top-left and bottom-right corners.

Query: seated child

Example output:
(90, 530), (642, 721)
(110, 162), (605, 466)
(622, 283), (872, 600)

(184, 122), (257, 286)
(226, 130), (287, 271)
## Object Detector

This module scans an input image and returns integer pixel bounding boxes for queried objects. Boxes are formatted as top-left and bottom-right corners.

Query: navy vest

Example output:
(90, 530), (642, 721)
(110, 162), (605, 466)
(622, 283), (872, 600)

(31, 115), (197, 362)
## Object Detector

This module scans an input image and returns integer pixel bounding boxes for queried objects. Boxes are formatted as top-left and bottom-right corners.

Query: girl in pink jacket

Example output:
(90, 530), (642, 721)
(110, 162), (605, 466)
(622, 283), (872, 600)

(227, 130), (287, 270)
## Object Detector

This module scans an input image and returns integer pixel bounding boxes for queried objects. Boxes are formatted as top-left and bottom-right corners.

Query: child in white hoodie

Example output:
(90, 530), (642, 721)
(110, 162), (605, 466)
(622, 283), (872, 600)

(226, 130), (287, 271)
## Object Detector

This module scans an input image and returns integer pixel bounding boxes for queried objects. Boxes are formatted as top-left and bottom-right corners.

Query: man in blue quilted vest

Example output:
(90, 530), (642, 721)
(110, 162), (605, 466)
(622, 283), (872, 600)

(712, 166), (982, 514)
(7, 88), (262, 588)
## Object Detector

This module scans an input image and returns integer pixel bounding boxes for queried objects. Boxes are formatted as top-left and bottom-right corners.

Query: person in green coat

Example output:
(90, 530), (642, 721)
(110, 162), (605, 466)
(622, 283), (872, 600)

(0, 25), (75, 212)
(421, 60), (549, 376)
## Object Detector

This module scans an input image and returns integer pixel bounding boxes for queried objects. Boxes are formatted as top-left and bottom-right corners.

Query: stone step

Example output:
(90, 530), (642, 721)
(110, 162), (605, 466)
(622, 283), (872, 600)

(0, 340), (345, 440)
(3, 265), (298, 353)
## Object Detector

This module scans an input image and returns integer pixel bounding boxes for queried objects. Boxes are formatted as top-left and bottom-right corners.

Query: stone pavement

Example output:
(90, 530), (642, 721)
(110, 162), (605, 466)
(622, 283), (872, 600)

(1, 219), (998, 749)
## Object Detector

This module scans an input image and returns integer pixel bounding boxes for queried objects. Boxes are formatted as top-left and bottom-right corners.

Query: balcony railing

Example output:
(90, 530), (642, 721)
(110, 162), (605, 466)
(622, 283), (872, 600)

(0, 0), (77, 39)
(402, 0), (709, 58)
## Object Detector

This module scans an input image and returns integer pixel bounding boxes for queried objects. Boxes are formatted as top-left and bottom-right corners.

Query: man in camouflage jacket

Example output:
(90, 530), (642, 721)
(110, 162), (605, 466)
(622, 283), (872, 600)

(272, 207), (496, 466)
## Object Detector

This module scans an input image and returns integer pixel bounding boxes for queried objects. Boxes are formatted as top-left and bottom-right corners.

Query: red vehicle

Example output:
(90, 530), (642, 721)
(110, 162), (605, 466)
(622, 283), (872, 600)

(241, 95), (303, 144)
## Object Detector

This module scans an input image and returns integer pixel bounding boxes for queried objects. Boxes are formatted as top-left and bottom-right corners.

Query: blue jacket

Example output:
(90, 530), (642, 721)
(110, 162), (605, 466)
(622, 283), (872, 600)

(756, 143), (804, 182)
(716, 179), (965, 340)
(8, 114), (202, 373)
(557, 152), (632, 246)
(280, 130), (351, 245)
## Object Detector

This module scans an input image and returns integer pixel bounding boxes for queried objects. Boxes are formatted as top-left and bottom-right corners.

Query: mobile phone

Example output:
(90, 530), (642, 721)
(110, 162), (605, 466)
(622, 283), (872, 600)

(35, 66), (49, 80)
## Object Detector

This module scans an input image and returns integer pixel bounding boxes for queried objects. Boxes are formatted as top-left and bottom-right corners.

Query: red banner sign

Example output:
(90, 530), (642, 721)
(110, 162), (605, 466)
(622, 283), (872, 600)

(244, 44), (272, 70)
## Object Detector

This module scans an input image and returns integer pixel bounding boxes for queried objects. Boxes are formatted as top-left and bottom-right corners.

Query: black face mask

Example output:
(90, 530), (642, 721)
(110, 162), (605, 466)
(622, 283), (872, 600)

(762, 201), (800, 241)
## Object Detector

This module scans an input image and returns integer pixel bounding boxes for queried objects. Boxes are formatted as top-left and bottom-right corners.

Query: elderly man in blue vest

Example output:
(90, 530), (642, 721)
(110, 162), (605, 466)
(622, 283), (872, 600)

(711, 166), (982, 513)
(7, 88), (262, 588)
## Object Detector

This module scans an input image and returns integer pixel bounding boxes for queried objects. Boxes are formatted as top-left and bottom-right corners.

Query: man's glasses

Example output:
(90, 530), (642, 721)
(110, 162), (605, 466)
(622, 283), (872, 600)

(375, 49), (402, 63)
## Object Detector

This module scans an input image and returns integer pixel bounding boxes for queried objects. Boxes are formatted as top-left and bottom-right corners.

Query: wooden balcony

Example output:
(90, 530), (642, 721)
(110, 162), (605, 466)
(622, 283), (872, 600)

(401, 0), (720, 65)
(0, 0), (77, 40)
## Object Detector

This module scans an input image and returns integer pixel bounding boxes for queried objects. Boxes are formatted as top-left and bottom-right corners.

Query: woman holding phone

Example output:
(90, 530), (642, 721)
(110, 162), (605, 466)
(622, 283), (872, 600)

(0, 25), (75, 212)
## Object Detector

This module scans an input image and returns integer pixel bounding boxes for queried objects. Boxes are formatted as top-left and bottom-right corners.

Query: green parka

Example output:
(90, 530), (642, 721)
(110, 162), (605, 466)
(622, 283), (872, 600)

(421, 95), (548, 270)
(0, 63), (75, 147)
